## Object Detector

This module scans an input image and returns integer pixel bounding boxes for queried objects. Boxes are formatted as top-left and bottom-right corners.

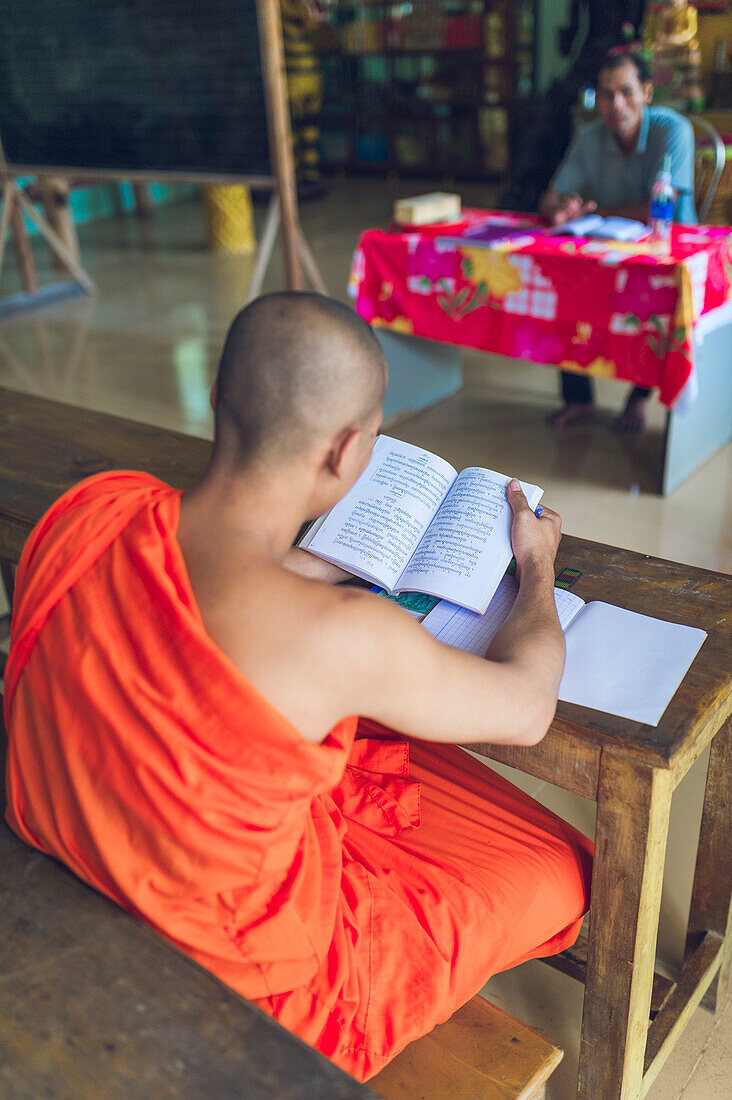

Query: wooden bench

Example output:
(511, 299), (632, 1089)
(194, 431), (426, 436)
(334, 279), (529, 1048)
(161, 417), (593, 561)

(0, 716), (371, 1100)
(371, 998), (561, 1099)
(0, 387), (563, 1099)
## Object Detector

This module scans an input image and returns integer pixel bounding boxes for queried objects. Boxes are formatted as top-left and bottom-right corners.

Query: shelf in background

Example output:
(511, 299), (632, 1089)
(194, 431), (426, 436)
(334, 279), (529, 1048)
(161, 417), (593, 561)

(319, 46), (484, 57)
(316, 0), (538, 181)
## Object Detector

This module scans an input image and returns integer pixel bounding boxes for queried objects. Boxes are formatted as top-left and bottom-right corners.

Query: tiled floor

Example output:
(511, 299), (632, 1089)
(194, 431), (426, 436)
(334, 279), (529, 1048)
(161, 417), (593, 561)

(0, 178), (729, 1098)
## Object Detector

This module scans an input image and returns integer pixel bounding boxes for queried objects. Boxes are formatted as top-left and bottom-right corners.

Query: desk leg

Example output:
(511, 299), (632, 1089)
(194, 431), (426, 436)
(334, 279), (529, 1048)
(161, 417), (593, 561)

(685, 717), (732, 1013)
(578, 753), (672, 1099)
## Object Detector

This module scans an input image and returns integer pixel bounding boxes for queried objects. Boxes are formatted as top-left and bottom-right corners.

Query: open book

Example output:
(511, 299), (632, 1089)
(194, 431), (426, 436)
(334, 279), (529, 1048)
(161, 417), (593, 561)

(550, 214), (649, 241)
(299, 435), (542, 615)
(422, 576), (707, 726)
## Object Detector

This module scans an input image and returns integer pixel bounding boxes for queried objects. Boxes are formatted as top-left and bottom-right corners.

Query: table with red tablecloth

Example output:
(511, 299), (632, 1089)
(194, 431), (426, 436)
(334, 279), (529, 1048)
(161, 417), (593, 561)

(349, 211), (732, 409)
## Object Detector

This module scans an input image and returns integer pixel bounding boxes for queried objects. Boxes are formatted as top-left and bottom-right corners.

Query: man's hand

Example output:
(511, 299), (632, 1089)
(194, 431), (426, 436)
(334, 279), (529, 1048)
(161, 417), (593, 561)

(550, 192), (597, 226)
(540, 189), (597, 227)
(506, 480), (561, 582)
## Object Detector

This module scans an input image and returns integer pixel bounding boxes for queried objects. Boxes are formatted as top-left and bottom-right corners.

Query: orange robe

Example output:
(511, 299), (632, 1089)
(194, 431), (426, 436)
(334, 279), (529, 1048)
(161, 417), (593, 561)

(4, 472), (593, 1081)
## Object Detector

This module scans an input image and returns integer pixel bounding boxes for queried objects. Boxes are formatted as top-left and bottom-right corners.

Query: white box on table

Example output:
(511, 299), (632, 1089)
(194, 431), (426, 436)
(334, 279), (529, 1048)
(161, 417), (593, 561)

(393, 192), (461, 226)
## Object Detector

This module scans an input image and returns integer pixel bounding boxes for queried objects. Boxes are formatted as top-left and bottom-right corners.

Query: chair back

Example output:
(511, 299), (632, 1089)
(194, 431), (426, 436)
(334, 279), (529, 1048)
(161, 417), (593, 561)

(687, 115), (726, 224)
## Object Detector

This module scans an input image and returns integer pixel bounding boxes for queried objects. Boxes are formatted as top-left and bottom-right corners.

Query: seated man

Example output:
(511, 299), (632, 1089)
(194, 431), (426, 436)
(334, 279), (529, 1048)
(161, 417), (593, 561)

(540, 48), (696, 433)
(4, 293), (592, 1083)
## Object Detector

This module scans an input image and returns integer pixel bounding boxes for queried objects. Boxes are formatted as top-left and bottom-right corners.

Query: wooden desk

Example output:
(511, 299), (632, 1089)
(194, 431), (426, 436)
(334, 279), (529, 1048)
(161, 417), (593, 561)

(1, 387), (730, 1098)
(467, 538), (731, 1099)
(0, 793), (371, 1100)
(0, 386), (212, 565)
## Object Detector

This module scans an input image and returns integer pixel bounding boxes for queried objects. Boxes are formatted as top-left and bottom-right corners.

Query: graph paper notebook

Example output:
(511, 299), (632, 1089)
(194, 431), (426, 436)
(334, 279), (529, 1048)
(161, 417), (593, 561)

(422, 576), (707, 726)
(300, 435), (542, 616)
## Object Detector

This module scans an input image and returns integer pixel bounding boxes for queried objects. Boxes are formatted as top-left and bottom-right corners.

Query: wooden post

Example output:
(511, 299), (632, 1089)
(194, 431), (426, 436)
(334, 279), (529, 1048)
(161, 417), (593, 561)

(256, 0), (303, 291)
(0, 180), (18, 281)
(685, 717), (732, 1013)
(578, 752), (672, 1099)
(132, 181), (154, 217)
(9, 191), (39, 294)
(38, 176), (80, 270)
(245, 194), (281, 303)
(15, 189), (95, 294)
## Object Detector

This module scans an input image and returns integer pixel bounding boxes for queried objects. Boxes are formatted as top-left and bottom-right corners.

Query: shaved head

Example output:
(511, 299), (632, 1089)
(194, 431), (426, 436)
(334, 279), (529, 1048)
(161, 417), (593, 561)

(213, 292), (386, 467)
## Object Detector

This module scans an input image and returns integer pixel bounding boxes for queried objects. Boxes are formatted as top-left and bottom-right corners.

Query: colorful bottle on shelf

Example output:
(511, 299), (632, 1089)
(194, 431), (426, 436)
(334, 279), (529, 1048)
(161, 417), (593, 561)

(648, 154), (675, 255)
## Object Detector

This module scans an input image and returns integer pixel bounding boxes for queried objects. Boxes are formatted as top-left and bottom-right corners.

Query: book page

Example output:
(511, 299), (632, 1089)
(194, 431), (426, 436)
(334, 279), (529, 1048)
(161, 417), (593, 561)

(397, 469), (542, 613)
(300, 435), (456, 591)
(548, 214), (604, 236)
(589, 217), (648, 241)
(549, 215), (647, 241)
(421, 577), (585, 655)
(559, 601), (707, 726)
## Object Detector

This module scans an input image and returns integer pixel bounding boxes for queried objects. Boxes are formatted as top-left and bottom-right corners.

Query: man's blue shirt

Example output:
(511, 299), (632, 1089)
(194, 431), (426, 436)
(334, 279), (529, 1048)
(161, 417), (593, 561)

(550, 106), (697, 224)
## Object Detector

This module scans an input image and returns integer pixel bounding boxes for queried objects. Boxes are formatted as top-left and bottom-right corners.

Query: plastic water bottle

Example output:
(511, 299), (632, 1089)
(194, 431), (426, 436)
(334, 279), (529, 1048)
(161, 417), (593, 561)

(649, 154), (675, 255)
(581, 85), (596, 112)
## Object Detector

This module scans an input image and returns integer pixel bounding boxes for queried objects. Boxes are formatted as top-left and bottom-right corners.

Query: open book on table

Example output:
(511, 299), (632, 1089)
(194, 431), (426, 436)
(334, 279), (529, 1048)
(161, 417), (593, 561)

(422, 575), (707, 726)
(550, 214), (649, 242)
(299, 435), (542, 615)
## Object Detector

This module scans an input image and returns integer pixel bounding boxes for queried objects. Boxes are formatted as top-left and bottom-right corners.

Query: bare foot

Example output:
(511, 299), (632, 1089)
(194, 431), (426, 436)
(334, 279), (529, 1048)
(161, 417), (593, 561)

(548, 402), (595, 429)
(613, 394), (648, 434)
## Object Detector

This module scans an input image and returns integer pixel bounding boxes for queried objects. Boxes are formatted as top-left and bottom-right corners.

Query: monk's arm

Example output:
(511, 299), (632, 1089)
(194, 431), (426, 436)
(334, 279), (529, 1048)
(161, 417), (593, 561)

(341, 593), (559, 748)
(337, 486), (564, 748)
(483, 557), (564, 710)
(482, 481), (564, 715)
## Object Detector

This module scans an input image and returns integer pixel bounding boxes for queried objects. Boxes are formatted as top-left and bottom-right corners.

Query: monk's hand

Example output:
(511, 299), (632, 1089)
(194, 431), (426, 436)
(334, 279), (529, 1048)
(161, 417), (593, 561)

(551, 193), (597, 226)
(506, 480), (562, 583)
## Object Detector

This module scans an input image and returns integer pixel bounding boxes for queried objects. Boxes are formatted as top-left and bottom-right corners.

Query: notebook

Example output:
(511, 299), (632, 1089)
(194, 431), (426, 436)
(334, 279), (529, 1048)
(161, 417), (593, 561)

(422, 575), (707, 726)
(437, 218), (537, 248)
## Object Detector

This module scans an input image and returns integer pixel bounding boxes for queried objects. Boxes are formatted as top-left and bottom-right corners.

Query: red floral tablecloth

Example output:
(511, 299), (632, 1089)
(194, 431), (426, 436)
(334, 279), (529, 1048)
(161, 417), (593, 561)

(349, 211), (732, 407)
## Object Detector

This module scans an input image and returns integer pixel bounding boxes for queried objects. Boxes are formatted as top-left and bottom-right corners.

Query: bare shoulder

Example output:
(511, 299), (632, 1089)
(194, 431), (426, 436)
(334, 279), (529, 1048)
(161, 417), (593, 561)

(181, 512), (559, 747)
(196, 561), (551, 748)
(309, 581), (424, 670)
(196, 561), (422, 741)
(268, 574), (424, 689)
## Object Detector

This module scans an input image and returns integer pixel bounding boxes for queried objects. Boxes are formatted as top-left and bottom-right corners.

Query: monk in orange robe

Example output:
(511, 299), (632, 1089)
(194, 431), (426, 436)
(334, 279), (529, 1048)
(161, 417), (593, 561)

(5, 293), (592, 1082)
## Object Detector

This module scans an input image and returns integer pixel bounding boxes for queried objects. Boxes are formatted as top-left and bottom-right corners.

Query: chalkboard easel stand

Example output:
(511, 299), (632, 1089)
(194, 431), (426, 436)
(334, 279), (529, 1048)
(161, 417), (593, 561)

(258, 0), (302, 292)
(249, 0), (325, 297)
(0, 151), (96, 318)
(246, 192), (326, 304)
(0, 0), (323, 309)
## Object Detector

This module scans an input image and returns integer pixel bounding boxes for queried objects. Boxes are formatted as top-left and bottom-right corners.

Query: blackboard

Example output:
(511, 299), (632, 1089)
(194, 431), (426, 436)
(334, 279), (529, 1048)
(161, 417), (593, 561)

(1, 0), (273, 178)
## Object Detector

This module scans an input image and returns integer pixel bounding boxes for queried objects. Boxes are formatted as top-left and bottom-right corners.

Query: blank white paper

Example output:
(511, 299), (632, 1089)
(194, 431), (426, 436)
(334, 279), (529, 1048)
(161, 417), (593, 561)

(558, 602), (707, 725)
(423, 583), (707, 727)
